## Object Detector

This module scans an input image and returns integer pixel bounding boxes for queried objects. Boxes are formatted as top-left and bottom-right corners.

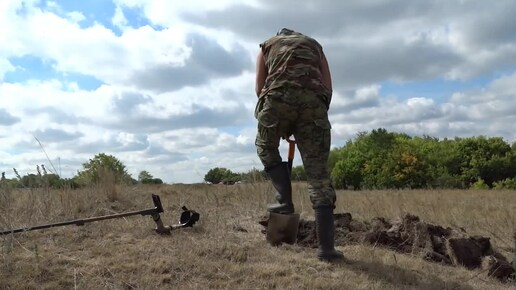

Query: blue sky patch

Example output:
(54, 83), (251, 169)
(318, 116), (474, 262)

(5, 55), (55, 81)
(5, 55), (103, 90)
(122, 5), (156, 29)
(44, 0), (116, 29)
(380, 76), (494, 102)
(60, 72), (104, 91)
(37, 0), (156, 35)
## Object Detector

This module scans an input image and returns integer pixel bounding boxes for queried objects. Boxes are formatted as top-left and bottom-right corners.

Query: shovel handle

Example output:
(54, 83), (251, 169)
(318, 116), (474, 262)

(286, 137), (296, 175)
(288, 139), (296, 159)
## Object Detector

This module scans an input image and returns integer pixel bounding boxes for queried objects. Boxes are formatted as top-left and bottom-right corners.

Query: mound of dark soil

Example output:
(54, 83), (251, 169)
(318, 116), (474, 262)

(259, 213), (515, 282)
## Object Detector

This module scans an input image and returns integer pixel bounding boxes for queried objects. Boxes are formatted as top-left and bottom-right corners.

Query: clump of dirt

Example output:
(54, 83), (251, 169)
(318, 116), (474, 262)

(259, 213), (515, 282)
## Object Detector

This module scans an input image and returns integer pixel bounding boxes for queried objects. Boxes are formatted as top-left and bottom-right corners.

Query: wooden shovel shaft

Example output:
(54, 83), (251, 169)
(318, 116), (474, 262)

(287, 138), (296, 175)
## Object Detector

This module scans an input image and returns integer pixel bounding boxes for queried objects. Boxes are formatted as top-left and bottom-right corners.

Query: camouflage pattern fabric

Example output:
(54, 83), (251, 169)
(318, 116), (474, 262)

(255, 89), (336, 209)
(256, 31), (336, 208)
(259, 32), (331, 102)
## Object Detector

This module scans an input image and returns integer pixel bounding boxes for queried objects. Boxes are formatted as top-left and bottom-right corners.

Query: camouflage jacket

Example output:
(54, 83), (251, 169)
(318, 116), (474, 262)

(259, 32), (329, 98)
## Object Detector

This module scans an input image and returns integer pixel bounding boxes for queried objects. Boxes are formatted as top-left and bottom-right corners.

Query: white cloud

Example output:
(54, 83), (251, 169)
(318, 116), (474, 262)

(330, 72), (516, 143)
(1, 0), (516, 183)
(0, 59), (15, 80)
(112, 6), (128, 29)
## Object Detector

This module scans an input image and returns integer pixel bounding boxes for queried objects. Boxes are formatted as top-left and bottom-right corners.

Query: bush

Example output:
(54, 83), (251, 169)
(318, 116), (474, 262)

(141, 178), (164, 185)
(204, 167), (239, 184)
(471, 178), (489, 190)
(493, 178), (516, 190)
(427, 167), (463, 189)
(75, 153), (132, 186)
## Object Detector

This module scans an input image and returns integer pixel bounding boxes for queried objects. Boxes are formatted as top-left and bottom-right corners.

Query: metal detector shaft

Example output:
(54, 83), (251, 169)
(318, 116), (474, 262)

(0, 194), (164, 235)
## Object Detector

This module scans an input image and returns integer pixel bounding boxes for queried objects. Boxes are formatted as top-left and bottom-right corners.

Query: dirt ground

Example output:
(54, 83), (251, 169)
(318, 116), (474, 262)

(260, 212), (515, 282)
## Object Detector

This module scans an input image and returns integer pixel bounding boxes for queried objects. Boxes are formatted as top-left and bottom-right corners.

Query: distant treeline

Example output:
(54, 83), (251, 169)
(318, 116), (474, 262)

(0, 153), (163, 189)
(3, 129), (515, 190)
(207, 128), (516, 190)
(328, 128), (516, 190)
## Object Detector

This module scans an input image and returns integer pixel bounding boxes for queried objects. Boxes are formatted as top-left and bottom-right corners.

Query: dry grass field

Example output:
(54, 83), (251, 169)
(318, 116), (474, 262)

(1, 182), (515, 289)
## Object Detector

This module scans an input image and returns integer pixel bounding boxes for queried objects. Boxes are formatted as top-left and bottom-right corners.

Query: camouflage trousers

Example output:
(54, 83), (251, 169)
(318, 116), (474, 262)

(254, 89), (336, 209)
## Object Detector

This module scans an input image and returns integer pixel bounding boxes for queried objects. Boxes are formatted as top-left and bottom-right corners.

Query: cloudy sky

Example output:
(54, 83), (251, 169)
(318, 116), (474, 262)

(1, 0), (516, 183)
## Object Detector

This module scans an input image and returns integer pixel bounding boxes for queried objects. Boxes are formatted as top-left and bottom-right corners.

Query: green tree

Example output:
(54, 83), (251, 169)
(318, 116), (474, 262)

(332, 129), (434, 189)
(142, 178), (164, 184)
(331, 146), (365, 190)
(137, 170), (163, 184)
(43, 173), (62, 188)
(331, 129), (406, 189)
(327, 129), (516, 190)
(417, 137), (463, 188)
(385, 139), (428, 189)
(20, 174), (39, 188)
(456, 136), (512, 187)
(75, 153), (131, 185)
(138, 170), (153, 182)
(204, 167), (237, 184)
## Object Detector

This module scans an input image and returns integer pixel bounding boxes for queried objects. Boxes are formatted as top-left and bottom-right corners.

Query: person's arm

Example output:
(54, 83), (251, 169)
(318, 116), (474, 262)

(320, 52), (332, 94)
(255, 50), (267, 97)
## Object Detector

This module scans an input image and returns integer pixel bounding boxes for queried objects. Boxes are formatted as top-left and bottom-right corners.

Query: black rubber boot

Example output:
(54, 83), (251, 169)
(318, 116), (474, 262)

(266, 162), (294, 214)
(315, 206), (344, 262)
